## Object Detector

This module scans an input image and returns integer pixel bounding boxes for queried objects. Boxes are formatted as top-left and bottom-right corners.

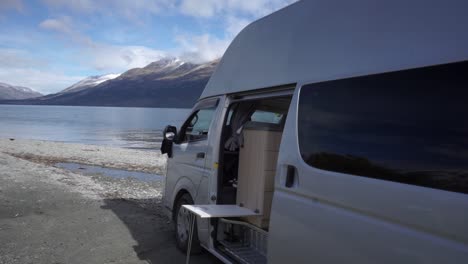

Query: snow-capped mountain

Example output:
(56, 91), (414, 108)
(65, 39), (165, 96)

(0, 82), (42, 100)
(0, 57), (219, 108)
(60, 73), (121, 94)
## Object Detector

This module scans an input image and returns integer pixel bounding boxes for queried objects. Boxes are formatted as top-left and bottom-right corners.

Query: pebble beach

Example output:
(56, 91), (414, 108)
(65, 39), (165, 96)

(0, 138), (217, 264)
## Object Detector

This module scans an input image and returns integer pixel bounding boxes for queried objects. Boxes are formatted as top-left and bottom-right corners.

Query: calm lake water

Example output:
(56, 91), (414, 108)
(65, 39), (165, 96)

(0, 105), (191, 149)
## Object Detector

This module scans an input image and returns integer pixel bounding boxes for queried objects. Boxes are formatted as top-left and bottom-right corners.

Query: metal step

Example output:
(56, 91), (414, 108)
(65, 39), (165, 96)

(219, 218), (268, 264)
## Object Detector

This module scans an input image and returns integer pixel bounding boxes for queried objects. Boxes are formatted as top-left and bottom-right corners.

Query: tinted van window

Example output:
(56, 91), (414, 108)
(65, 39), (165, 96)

(180, 108), (216, 142)
(298, 61), (468, 194)
(251, 110), (284, 124)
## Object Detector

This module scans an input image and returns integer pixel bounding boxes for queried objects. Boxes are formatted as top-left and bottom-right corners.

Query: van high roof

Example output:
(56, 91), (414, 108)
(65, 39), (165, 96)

(200, 0), (468, 99)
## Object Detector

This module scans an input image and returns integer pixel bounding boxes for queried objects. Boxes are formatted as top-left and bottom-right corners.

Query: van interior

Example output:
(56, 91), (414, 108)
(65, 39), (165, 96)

(214, 95), (292, 263)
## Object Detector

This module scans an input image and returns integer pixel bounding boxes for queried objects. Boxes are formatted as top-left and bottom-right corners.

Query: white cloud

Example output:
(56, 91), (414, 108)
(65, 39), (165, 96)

(88, 45), (165, 71)
(39, 16), (94, 46)
(39, 17), (166, 72)
(0, 48), (45, 68)
(39, 17), (73, 34)
(41, 0), (175, 23)
(0, 68), (84, 95)
(176, 0), (298, 63)
(179, 0), (297, 18)
(37, 0), (298, 66)
(174, 33), (230, 63)
(0, 48), (83, 94)
(180, 0), (221, 18)
(225, 15), (250, 37)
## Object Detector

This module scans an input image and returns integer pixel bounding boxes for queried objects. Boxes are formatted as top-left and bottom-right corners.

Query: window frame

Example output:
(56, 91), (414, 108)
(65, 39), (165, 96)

(176, 98), (219, 144)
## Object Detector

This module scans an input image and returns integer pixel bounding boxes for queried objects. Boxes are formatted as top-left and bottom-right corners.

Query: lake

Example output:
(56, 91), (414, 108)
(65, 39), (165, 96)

(0, 105), (191, 150)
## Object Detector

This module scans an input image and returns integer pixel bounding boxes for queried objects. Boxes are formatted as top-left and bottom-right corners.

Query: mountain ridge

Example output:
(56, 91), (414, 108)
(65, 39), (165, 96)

(0, 82), (43, 100)
(59, 73), (122, 94)
(0, 58), (219, 108)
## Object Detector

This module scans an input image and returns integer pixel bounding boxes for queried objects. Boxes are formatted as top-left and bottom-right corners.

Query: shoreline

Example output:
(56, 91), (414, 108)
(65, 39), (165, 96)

(0, 138), (167, 175)
(0, 137), (168, 203)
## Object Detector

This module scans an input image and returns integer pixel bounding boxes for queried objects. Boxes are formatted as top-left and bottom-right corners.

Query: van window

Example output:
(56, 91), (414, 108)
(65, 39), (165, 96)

(251, 110), (283, 124)
(179, 107), (216, 142)
(298, 61), (468, 194)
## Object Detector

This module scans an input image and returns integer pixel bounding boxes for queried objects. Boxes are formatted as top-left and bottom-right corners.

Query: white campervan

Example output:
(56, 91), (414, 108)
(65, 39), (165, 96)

(161, 0), (468, 263)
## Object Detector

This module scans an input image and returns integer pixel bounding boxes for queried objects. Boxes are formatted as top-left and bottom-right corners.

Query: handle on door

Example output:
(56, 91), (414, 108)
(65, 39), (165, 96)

(196, 152), (205, 159)
(285, 165), (296, 188)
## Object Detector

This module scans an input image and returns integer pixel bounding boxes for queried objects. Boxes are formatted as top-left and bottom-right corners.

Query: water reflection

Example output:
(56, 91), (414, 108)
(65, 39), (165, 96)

(0, 105), (191, 149)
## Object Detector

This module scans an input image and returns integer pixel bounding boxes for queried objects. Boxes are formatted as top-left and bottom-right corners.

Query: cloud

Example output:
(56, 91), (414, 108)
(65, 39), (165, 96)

(39, 17), (166, 72)
(37, 1), (298, 67)
(176, 0), (298, 63)
(0, 67), (84, 94)
(39, 16), (94, 46)
(0, 0), (24, 12)
(180, 0), (221, 18)
(179, 0), (297, 18)
(0, 48), (45, 68)
(225, 15), (250, 37)
(41, 0), (175, 23)
(88, 45), (165, 71)
(39, 17), (73, 34)
(175, 33), (230, 63)
(0, 48), (82, 94)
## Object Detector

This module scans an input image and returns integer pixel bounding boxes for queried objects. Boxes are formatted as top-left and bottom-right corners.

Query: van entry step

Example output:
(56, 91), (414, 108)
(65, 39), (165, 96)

(219, 218), (268, 264)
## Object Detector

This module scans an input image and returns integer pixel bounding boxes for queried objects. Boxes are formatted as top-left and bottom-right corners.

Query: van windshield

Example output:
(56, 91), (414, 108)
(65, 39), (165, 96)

(298, 60), (468, 194)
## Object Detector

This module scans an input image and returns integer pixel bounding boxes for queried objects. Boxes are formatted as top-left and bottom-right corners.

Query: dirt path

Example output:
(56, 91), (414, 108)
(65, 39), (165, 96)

(0, 140), (218, 264)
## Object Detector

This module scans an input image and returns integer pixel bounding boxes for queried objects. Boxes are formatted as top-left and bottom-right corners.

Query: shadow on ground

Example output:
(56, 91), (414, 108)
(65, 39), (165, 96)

(101, 198), (220, 264)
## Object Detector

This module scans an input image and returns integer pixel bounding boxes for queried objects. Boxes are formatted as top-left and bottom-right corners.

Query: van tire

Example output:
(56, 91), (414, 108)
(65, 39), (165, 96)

(174, 193), (202, 254)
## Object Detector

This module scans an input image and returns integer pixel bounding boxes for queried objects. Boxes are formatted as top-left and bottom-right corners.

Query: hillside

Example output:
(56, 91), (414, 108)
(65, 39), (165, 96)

(0, 83), (43, 100)
(59, 73), (121, 94)
(0, 58), (218, 108)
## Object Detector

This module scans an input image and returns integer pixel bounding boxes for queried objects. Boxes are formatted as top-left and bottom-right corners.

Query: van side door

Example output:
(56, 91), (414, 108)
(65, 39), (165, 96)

(268, 62), (468, 263)
(164, 98), (220, 209)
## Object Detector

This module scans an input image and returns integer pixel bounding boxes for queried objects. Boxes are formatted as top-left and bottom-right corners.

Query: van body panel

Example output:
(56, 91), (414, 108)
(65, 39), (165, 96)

(164, 137), (208, 209)
(164, 97), (223, 245)
(268, 82), (468, 263)
(201, 0), (468, 99)
(268, 191), (468, 264)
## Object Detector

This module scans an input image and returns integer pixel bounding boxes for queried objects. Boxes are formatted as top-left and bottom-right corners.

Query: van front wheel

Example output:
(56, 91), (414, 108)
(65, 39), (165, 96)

(174, 193), (202, 254)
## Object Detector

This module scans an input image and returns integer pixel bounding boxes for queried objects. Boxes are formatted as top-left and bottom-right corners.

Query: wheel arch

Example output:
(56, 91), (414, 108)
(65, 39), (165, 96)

(172, 189), (190, 221)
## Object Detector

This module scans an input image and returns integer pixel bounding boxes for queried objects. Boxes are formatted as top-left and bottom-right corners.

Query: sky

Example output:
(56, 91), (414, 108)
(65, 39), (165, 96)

(0, 0), (297, 94)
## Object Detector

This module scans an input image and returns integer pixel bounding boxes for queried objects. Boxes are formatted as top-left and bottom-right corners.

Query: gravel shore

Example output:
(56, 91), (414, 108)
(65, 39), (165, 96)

(0, 139), (218, 264)
(0, 138), (167, 174)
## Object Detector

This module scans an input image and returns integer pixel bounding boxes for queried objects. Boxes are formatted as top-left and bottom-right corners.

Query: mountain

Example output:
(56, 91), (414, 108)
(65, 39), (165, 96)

(0, 82), (42, 100)
(59, 73), (121, 94)
(0, 58), (219, 108)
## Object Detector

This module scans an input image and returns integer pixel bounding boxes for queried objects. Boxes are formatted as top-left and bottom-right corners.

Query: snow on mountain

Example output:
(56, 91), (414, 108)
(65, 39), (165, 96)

(60, 73), (122, 94)
(0, 82), (43, 100)
(0, 57), (220, 108)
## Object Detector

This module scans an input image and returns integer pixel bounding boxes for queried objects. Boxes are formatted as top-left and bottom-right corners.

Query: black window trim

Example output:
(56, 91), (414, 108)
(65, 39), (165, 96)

(176, 98), (219, 144)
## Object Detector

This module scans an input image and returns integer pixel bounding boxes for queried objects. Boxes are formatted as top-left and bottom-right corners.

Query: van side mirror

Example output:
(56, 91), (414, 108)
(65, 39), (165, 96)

(165, 131), (175, 141)
(161, 125), (177, 157)
(163, 125), (177, 141)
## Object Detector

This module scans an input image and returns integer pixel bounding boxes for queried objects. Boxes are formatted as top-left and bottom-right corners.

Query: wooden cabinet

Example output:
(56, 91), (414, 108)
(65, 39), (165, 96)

(236, 125), (282, 229)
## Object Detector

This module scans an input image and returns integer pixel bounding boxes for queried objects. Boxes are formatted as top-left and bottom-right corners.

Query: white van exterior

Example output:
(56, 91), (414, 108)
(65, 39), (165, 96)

(161, 0), (468, 263)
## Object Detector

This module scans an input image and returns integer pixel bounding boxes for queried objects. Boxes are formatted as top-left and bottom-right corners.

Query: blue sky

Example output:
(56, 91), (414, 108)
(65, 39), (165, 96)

(0, 0), (296, 94)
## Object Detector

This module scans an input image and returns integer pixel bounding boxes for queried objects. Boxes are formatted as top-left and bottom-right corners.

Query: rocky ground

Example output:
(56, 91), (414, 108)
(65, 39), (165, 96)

(0, 139), (218, 264)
